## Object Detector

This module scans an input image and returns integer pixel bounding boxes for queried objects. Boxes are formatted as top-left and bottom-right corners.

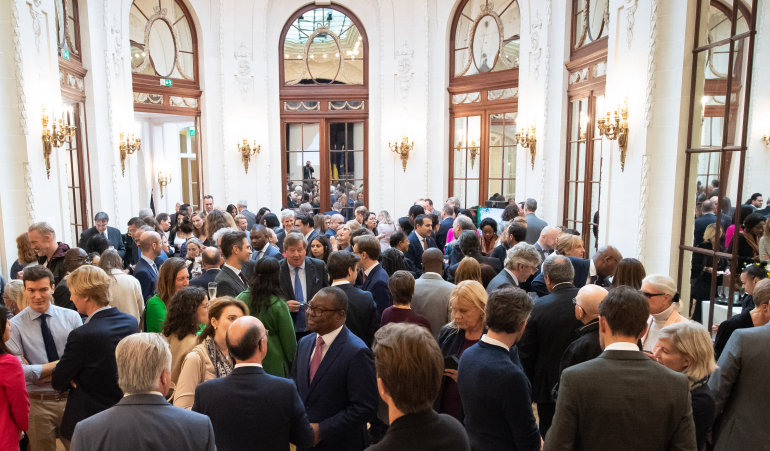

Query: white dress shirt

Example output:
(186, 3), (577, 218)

(310, 325), (344, 361)
(481, 334), (509, 351)
(234, 362), (263, 369)
(586, 259), (597, 285)
(288, 261), (308, 303)
(253, 243), (271, 260)
(504, 269), (520, 286)
(332, 280), (350, 287)
(604, 342), (640, 352)
(363, 262), (379, 277)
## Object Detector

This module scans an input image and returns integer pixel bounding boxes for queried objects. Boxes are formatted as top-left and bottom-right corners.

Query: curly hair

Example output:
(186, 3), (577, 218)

(163, 286), (207, 340)
(381, 248), (408, 277)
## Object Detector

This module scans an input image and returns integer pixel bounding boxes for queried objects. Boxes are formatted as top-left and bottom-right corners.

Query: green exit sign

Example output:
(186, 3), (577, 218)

(189, 130), (195, 137)
(61, 49), (70, 60)
(160, 78), (173, 87)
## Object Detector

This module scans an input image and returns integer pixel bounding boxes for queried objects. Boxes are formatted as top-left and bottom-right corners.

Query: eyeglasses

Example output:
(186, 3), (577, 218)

(305, 303), (343, 315)
(572, 297), (583, 310)
(639, 291), (665, 299)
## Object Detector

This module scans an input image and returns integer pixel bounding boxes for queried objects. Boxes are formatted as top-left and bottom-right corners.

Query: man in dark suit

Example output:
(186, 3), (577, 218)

(276, 210), (297, 252)
(133, 231), (162, 301)
(328, 251), (379, 348)
(693, 199), (717, 247)
(124, 217), (146, 270)
(280, 232), (330, 340)
(458, 287), (541, 451)
(435, 204), (455, 251)
(405, 214), (437, 276)
(398, 205), (424, 237)
(486, 242), (540, 293)
(518, 256), (583, 438)
(523, 199), (548, 244)
(70, 333), (216, 451)
(189, 247), (223, 290)
(52, 266), (138, 441)
(237, 200), (257, 231)
(447, 231), (503, 283)
(491, 222), (527, 268)
(250, 224), (283, 261)
(353, 235), (392, 316)
(193, 316), (314, 451)
(291, 287), (378, 451)
(78, 212), (126, 258)
(215, 230), (252, 298)
(446, 215), (476, 266)
(296, 214), (319, 244)
(545, 287), (696, 451)
(530, 245), (622, 297)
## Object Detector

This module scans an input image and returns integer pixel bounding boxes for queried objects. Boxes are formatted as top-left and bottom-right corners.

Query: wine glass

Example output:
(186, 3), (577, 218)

(208, 282), (217, 300)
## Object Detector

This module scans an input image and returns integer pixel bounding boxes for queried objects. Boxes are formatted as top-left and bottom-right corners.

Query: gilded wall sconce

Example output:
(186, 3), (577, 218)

(238, 139), (260, 174)
(41, 106), (77, 178)
(455, 139), (480, 170)
(158, 172), (172, 199)
(597, 98), (629, 171)
(516, 125), (537, 169)
(389, 136), (414, 172)
(119, 132), (142, 176)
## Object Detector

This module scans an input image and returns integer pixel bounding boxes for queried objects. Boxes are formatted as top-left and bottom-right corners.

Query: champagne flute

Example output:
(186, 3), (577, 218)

(208, 282), (217, 300)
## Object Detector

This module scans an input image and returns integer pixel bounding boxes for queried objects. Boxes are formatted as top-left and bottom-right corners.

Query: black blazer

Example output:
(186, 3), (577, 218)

(189, 268), (221, 290)
(367, 409), (471, 451)
(435, 217), (454, 251)
(490, 243), (510, 268)
(530, 256), (593, 297)
(276, 229), (288, 253)
(713, 308), (754, 361)
(79, 226), (126, 258)
(693, 213), (717, 247)
(553, 319), (602, 401)
(335, 283), (380, 348)
(214, 266), (248, 298)
(192, 365), (314, 451)
(446, 252), (502, 283)
(280, 257), (330, 328)
(447, 244), (464, 267)
(518, 283), (582, 404)
(51, 308), (138, 440)
(405, 231), (437, 274)
(133, 257), (158, 301)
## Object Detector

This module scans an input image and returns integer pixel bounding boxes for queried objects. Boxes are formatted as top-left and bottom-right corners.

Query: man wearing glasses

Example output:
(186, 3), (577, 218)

(291, 287), (378, 451)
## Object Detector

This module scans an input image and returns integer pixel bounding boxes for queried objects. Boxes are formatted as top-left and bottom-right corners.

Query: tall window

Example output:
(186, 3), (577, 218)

(448, 0), (520, 209)
(562, 0), (608, 257)
(279, 4), (368, 217)
(678, 0), (757, 329)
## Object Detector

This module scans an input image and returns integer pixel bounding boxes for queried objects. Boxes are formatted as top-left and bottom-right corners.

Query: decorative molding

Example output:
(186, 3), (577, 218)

(747, 1), (765, 145)
(234, 43), (253, 101)
(644, 0), (661, 127)
(104, 50), (117, 177)
(234, 41), (252, 59)
(636, 155), (650, 262)
(543, 45), (550, 135)
(132, 7), (193, 80)
(569, 67), (589, 84)
(223, 163), (229, 204)
(395, 40), (414, 60)
(624, 0), (638, 49)
(103, 0), (109, 31)
(24, 163), (35, 225)
(111, 15), (123, 76)
(112, 165), (120, 227)
(532, 48), (542, 79)
(744, 156), (752, 195)
(424, 0), (430, 198)
(11, 0), (29, 136)
(531, 10), (542, 79)
(66, 74), (85, 92)
(538, 158), (546, 220)
(546, 0), (552, 25)
(29, 3), (43, 53)
(219, 0), (228, 202)
(397, 74), (413, 99)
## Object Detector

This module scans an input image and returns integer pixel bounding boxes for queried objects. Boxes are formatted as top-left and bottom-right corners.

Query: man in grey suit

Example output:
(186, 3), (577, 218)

(523, 198), (548, 244)
(708, 279), (770, 450)
(412, 249), (455, 339)
(238, 200), (257, 231)
(545, 286), (696, 450)
(70, 333), (215, 451)
(486, 242), (541, 294)
(215, 230), (252, 297)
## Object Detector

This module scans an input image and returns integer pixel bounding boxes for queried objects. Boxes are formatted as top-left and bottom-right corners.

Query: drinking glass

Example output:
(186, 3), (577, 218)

(208, 282), (218, 300)
(717, 286), (724, 299)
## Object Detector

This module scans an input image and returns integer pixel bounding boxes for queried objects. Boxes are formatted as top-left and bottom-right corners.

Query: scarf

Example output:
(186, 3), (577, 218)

(205, 337), (233, 378)
(742, 230), (759, 257)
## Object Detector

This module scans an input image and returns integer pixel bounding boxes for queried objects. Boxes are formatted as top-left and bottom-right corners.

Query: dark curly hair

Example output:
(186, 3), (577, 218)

(381, 248), (408, 277)
(163, 286), (207, 340)
(246, 258), (285, 315)
(479, 217), (498, 234)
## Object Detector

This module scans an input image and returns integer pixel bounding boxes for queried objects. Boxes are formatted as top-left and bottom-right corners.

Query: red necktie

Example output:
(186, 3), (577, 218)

(239, 272), (248, 287)
(309, 335), (325, 383)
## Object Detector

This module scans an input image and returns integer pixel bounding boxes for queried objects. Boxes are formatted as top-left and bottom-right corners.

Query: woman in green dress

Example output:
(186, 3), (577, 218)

(145, 257), (189, 333)
(236, 257), (296, 377)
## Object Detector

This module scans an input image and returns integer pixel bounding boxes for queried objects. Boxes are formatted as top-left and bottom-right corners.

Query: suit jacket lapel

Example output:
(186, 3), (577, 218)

(308, 327), (349, 395)
(305, 258), (317, 296)
(297, 335), (314, 399)
(226, 267), (245, 291)
(280, 260), (293, 296)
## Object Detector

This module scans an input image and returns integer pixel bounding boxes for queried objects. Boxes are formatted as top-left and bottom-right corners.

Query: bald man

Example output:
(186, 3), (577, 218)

(534, 226), (560, 269)
(326, 214), (346, 238)
(553, 285), (608, 401)
(189, 248), (223, 290)
(133, 231), (162, 301)
(193, 317), (313, 451)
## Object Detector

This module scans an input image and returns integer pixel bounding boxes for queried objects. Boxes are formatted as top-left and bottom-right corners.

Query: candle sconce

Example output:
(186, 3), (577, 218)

(516, 125), (537, 169)
(158, 172), (172, 199)
(119, 132), (142, 176)
(238, 139), (260, 174)
(41, 106), (77, 178)
(597, 98), (629, 171)
(388, 136), (414, 172)
(455, 139), (480, 170)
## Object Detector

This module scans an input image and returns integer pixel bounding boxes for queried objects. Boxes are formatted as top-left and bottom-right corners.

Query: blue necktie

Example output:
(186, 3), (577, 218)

(294, 267), (306, 332)
(39, 314), (59, 362)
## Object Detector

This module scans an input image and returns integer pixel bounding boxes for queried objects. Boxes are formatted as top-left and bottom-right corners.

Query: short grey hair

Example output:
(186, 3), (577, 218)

(525, 198), (537, 213)
(212, 227), (237, 244)
(642, 274), (677, 297)
(138, 208), (154, 219)
(283, 232), (307, 249)
(542, 255), (574, 284)
(185, 237), (203, 249)
(279, 209), (296, 220)
(453, 215), (475, 231)
(29, 222), (56, 237)
(94, 212), (109, 223)
(458, 230), (481, 255)
(299, 203), (314, 214)
(116, 333), (171, 394)
(658, 322), (717, 383)
(295, 186), (303, 194)
(237, 199), (248, 208)
(505, 242), (542, 270)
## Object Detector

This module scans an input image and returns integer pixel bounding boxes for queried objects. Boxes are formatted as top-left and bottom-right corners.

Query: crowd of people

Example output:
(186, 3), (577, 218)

(1, 193), (769, 451)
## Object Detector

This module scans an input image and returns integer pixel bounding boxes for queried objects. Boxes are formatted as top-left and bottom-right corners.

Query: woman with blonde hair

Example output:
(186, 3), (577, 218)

(191, 210), (209, 245)
(454, 257), (482, 285)
(174, 297), (249, 409)
(640, 274), (691, 352)
(10, 232), (38, 279)
(377, 210), (397, 250)
(556, 233), (585, 258)
(435, 280), (488, 420)
(653, 322), (717, 450)
(2, 280), (26, 316)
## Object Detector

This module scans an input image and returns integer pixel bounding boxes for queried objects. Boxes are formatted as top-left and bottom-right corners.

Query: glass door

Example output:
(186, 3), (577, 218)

(284, 122), (321, 211)
(329, 121), (365, 218)
(452, 115), (481, 209)
(487, 112), (518, 203)
(179, 124), (199, 210)
(63, 101), (92, 241)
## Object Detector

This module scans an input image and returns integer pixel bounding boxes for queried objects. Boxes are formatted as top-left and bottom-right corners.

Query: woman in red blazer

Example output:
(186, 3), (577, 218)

(1, 307), (29, 450)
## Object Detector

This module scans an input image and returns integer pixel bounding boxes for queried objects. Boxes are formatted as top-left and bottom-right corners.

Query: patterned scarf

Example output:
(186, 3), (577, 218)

(205, 337), (233, 378)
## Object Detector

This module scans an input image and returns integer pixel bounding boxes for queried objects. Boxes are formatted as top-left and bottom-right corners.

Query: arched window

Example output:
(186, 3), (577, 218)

(130, 0), (197, 81)
(279, 4), (368, 217)
(449, 0), (520, 209)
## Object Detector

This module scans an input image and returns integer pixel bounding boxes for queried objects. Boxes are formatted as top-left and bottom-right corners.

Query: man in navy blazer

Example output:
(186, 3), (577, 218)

(435, 205), (455, 251)
(133, 231), (163, 301)
(193, 316), (314, 451)
(405, 214), (437, 277)
(328, 251), (379, 347)
(530, 246), (622, 297)
(280, 232), (330, 339)
(52, 266), (138, 441)
(189, 248), (222, 290)
(78, 212), (126, 258)
(353, 235), (392, 316)
(693, 200), (717, 247)
(291, 287), (378, 451)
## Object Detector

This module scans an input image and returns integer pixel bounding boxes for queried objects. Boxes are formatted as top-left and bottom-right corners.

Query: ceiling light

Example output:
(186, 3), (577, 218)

(323, 54), (327, 58)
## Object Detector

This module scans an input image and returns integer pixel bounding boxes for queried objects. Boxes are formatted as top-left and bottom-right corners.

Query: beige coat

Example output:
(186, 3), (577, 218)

(167, 334), (199, 386)
(173, 343), (217, 409)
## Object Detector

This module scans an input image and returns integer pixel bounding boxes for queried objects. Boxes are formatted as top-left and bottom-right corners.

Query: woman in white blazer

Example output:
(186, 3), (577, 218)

(99, 250), (144, 325)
